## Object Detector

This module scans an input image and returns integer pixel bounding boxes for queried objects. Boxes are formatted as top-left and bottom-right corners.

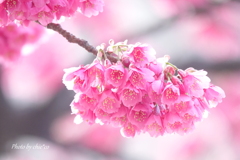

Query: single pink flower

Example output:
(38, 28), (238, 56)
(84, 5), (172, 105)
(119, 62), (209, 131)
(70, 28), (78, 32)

(105, 62), (127, 88)
(181, 112), (199, 123)
(128, 66), (155, 90)
(164, 112), (184, 134)
(63, 65), (89, 93)
(144, 114), (165, 137)
(85, 59), (105, 88)
(78, 0), (104, 17)
(110, 105), (128, 127)
(164, 65), (176, 80)
(192, 98), (207, 119)
(148, 59), (163, 78)
(30, 10), (55, 26)
(172, 100), (192, 113)
(128, 103), (152, 128)
(94, 108), (112, 124)
(175, 101), (202, 123)
(171, 76), (186, 94)
(184, 76), (204, 97)
(98, 90), (120, 114)
(204, 85), (226, 108)
(161, 81), (180, 105)
(179, 68), (210, 98)
(127, 43), (156, 67)
(149, 79), (164, 104)
(2, 0), (18, 12)
(119, 84), (142, 107)
(120, 122), (138, 138)
(75, 109), (97, 125)
(44, 0), (69, 19)
(71, 93), (98, 111)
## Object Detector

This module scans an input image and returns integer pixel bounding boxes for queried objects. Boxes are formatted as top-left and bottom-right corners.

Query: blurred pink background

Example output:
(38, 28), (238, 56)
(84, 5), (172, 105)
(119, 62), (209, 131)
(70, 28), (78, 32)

(0, 0), (240, 160)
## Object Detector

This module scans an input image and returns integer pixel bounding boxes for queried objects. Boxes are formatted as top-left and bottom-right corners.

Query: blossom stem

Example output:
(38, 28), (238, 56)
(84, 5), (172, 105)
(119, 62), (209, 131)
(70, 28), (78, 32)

(166, 62), (178, 70)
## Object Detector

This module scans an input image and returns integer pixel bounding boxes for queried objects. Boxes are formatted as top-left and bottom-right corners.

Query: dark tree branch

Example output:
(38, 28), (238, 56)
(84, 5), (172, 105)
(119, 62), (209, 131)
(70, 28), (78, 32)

(44, 23), (118, 63)
(46, 23), (98, 55)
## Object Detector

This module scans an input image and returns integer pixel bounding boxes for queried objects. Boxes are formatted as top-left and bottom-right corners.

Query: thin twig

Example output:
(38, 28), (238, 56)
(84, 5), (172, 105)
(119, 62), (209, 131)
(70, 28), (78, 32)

(46, 23), (98, 55)
(43, 22), (118, 63)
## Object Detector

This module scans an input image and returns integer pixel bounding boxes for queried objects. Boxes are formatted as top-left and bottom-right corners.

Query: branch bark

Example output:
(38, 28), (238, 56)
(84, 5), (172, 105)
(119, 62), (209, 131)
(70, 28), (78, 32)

(46, 23), (98, 55)
(45, 23), (118, 63)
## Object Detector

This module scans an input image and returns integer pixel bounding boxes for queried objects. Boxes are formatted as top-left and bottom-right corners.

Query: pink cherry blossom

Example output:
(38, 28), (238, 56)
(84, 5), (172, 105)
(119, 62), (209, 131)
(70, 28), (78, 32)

(148, 59), (163, 78)
(179, 68), (210, 98)
(75, 109), (97, 125)
(85, 59), (105, 88)
(144, 114), (165, 137)
(0, 22), (43, 65)
(63, 65), (88, 92)
(94, 108), (112, 124)
(71, 93), (98, 111)
(63, 40), (225, 138)
(120, 84), (142, 107)
(128, 103), (152, 128)
(161, 81), (180, 105)
(164, 111), (185, 134)
(79, 0), (104, 17)
(110, 105), (128, 127)
(172, 100), (192, 113)
(127, 43), (156, 67)
(120, 122), (138, 138)
(128, 65), (155, 90)
(98, 90), (120, 113)
(204, 85), (226, 108)
(105, 62), (127, 88)
(0, 0), (104, 26)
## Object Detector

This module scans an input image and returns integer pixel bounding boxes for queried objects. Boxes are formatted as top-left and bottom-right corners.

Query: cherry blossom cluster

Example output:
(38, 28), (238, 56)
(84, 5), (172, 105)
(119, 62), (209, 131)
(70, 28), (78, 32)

(0, 0), (104, 26)
(63, 40), (225, 138)
(0, 22), (43, 65)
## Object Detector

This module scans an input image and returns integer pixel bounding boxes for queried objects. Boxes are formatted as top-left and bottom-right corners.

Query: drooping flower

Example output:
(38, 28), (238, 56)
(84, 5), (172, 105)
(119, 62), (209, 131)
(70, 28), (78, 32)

(127, 43), (156, 67)
(120, 84), (142, 107)
(204, 85), (226, 108)
(164, 111), (184, 134)
(63, 65), (88, 92)
(79, 0), (104, 17)
(85, 59), (105, 88)
(144, 114), (165, 137)
(128, 65), (155, 90)
(128, 103), (152, 128)
(71, 93), (98, 111)
(161, 81), (180, 105)
(120, 122), (138, 138)
(97, 90), (120, 114)
(110, 105), (128, 127)
(179, 68), (210, 98)
(105, 62), (127, 88)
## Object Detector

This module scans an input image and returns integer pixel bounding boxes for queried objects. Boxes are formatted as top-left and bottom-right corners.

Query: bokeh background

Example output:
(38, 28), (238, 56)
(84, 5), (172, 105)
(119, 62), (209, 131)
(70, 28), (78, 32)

(0, 0), (240, 159)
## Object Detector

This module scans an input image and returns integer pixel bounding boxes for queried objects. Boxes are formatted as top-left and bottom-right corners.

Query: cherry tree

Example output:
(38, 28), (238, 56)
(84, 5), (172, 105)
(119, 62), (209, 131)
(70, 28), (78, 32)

(0, 0), (225, 137)
(1, 0), (239, 159)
